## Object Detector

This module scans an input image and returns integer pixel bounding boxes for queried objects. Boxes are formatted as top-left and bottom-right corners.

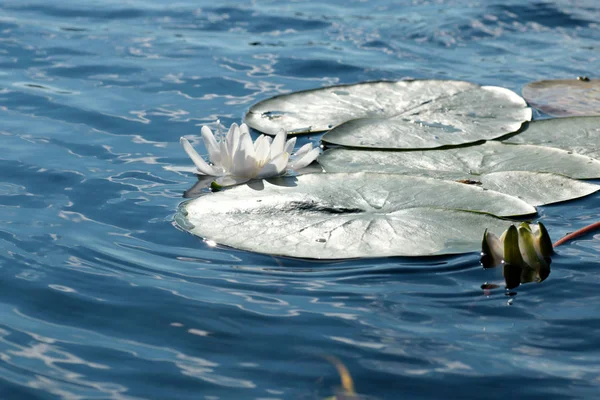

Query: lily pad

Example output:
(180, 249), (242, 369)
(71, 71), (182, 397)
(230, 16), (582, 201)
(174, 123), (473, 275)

(503, 116), (600, 159)
(480, 171), (599, 206)
(319, 141), (600, 180)
(522, 78), (600, 117)
(177, 173), (535, 259)
(245, 80), (531, 149)
(318, 143), (600, 206)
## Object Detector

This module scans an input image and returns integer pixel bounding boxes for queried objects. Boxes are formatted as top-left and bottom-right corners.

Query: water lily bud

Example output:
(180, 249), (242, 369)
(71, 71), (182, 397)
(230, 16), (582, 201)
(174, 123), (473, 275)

(503, 263), (522, 290)
(503, 225), (524, 266)
(482, 222), (553, 288)
(535, 222), (553, 258)
(519, 222), (532, 231)
(518, 225), (544, 270)
(481, 229), (503, 268)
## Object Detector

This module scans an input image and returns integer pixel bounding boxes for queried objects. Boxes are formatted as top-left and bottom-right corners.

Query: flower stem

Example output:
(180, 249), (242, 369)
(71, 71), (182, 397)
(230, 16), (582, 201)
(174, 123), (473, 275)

(553, 221), (600, 248)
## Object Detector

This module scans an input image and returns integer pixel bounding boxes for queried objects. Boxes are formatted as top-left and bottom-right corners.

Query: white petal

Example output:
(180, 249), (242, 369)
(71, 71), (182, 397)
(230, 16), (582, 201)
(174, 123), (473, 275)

(231, 133), (258, 177)
(293, 142), (313, 158)
(253, 134), (264, 151)
(269, 129), (287, 159)
(257, 152), (289, 178)
(240, 132), (256, 159)
(254, 135), (271, 166)
(219, 140), (231, 171)
(239, 123), (250, 136)
(226, 123), (241, 160)
(226, 122), (239, 139)
(180, 137), (219, 176)
(215, 175), (251, 187)
(288, 147), (319, 170)
(283, 137), (297, 155)
(201, 126), (221, 166)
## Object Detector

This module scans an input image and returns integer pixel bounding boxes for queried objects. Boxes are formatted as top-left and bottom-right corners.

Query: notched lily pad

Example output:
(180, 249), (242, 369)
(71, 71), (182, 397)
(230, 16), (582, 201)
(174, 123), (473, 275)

(245, 80), (531, 149)
(318, 142), (600, 207)
(504, 116), (600, 159)
(480, 171), (599, 206)
(177, 173), (535, 259)
(522, 78), (600, 117)
(319, 141), (600, 180)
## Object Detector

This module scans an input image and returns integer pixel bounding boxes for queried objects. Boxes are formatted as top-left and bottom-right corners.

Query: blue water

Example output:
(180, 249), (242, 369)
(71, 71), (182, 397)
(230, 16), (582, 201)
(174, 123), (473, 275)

(1, 0), (599, 398)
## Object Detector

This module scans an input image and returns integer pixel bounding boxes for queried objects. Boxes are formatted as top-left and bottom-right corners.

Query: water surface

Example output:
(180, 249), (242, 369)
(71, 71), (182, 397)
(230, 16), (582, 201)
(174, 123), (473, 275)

(1, 0), (599, 399)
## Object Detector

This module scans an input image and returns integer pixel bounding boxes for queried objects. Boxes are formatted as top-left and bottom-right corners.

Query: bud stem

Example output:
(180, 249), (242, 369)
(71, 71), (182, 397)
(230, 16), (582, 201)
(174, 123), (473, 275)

(553, 221), (600, 248)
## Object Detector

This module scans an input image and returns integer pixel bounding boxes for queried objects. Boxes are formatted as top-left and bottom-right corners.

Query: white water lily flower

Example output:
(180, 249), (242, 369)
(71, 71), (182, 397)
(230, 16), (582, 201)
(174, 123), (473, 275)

(180, 122), (319, 185)
(482, 222), (553, 269)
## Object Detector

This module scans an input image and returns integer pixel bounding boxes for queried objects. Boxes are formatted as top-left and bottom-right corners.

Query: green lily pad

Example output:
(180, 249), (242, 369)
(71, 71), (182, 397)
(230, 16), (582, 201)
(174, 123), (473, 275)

(245, 80), (531, 149)
(480, 171), (599, 206)
(177, 173), (535, 259)
(522, 78), (600, 117)
(504, 116), (600, 159)
(318, 142), (600, 206)
(319, 141), (600, 180)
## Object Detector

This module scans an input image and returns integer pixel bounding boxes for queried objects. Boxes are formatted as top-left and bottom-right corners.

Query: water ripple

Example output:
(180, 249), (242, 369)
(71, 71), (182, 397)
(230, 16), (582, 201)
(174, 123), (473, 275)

(0, 0), (599, 399)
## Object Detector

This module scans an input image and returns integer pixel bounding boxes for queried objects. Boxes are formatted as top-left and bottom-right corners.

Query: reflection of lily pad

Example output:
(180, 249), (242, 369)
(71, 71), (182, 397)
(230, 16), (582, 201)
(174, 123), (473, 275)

(318, 142), (600, 206)
(245, 80), (531, 149)
(522, 79), (600, 117)
(177, 173), (534, 259)
(503, 116), (600, 159)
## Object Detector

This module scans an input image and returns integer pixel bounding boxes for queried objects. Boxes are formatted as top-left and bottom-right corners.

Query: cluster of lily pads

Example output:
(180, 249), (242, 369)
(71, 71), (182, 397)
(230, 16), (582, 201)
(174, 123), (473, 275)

(177, 78), (599, 267)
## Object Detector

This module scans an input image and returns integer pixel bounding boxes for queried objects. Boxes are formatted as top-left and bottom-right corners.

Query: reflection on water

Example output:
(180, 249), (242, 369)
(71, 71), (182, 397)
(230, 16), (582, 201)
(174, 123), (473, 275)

(481, 260), (551, 291)
(0, 0), (599, 399)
